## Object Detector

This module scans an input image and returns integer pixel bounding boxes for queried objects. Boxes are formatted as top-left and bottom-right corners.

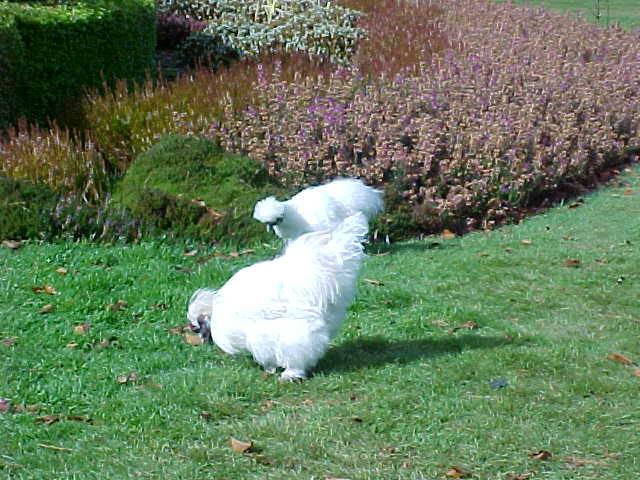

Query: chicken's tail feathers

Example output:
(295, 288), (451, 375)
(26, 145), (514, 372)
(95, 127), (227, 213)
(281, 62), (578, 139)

(321, 178), (385, 220)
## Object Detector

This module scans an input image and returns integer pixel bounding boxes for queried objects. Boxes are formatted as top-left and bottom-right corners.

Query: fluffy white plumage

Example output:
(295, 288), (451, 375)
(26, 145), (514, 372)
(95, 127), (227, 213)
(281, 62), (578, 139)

(187, 213), (368, 381)
(253, 178), (383, 242)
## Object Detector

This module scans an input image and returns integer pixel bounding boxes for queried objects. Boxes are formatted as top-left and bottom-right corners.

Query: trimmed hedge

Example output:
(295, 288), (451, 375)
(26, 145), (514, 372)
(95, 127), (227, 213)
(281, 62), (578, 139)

(0, 0), (156, 127)
(0, 9), (24, 130)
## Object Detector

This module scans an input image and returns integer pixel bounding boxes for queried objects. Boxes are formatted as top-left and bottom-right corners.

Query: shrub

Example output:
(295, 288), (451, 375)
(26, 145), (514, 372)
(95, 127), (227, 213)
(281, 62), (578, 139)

(177, 31), (240, 69)
(0, 7), (24, 131)
(157, 0), (365, 64)
(2, 0), (155, 127)
(0, 177), (57, 240)
(156, 12), (207, 50)
(208, 1), (640, 234)
(115, 134), (285, 244)
(0, 120), (108, 203)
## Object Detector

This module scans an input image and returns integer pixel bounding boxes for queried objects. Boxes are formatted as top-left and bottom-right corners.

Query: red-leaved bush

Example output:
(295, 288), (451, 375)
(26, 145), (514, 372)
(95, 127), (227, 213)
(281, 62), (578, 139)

(208, 0), (640, 232)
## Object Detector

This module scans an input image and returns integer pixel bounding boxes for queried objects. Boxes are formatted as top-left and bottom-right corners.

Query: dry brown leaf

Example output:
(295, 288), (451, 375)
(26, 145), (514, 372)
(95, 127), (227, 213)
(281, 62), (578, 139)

(529, 450), (552, 460)
(607, 353), (634, 365)
(596, 258), (608, 263)
(35, 415), (60, 426)
(149, 303), (169, 311)
(184, 249), (199, 257)
(1, 336), (17, 347)
(450, 320), (479, 333)
(623, 189), (634, 195)
(563, 259), (581, 268)
(168, 324), (191, 336)
(229, 436), (253, 453)
(445, 466), (471, 478)
(325, 477), (352, 480)
(442, 229), (456, 239)
(92, 339), (112, 350)
(65, 343), (79, 348)
(0, 398), (9, 413)
(117, 371), (140, 384)
(562, 235), (574, 241)
(184, 333), (203, 346)
(362, 278), (384, 286)
(55, 267), (68, 275)
(32, 285), (57, 295)
(73, 323), (91, 335)
(521, 239), (532, 245)
(633, 369), (640, 377)
(2, 240), (24, 249)
(39, 304), (54, 314)
(506, 474), (532, 480)
(107, 300), (127, 312)
(301, 398), (314, 406)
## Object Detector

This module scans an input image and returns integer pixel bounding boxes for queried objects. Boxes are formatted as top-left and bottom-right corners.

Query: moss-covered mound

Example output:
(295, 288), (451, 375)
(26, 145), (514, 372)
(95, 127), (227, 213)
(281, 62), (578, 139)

(115, 134), (285, 244)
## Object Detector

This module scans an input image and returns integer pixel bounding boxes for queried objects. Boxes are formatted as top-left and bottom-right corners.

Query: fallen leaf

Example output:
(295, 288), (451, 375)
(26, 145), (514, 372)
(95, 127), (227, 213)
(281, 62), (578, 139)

(107, 300), (127, 312)
(607, 353), (634, 365)
(2, 240), (24, 249)
(362, 278), (384, 286)
(229, 436), (253, 453)
(168, 324), (191, 336)
(117, 371), (140, 384)
(92, 339), (112, 350)
(73, 323), (91, 335)
(199, 412), (212, 421)
(445, 466), (471, 478)
(529, 450), (552, 460)
(239, 249), (256, 256)
(0, 398), (9, 413)
(149, 303), (168, 311)
(65, 343), (79, 348)
(562, 236), (574, 241)
(184, 249), (199, 257)
(450, 320), (479, 333)
(35, 415), (60, 426)
(301, 398), (314, 406)
(563, 259), (581, 268)
(325, 477), (352, 480)
(32, 285), (57, 295)
(633, 369), (640, 377)
(596, 258), (608, 263)
(521, 239), (532, 245)
(39, 304), (54, 314)
(477, 252), (490, 257)
(349, 393), (358, 402)
(184, 333), (203, 346)
(506, 474), (532, 480)
(442, 229), (456, 239)
(1, 336), (17, 347)
(55, 267), (68, 275)
(623, 189), (634, 195)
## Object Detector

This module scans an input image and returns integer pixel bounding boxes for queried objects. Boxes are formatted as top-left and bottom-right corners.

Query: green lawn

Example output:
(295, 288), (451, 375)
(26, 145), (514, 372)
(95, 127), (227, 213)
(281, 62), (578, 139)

(2, 164), (639, 479)
(505, 0), (640, 29)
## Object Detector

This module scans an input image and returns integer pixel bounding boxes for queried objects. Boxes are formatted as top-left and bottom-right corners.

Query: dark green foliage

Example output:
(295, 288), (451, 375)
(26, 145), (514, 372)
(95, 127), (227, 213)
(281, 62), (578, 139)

(0, 8), (25, 131)
(177, 32), (240, 69)
(156, 13), (207, 50)
(1, 0), (156, 127)
(116, 135), (285, 244)
(0, 177), (57, 240)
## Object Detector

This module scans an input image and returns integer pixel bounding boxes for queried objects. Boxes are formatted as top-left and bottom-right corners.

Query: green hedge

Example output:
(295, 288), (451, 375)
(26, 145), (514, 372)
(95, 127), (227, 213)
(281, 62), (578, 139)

(0, 0), (156, 128)
(0, 8), (24, 130)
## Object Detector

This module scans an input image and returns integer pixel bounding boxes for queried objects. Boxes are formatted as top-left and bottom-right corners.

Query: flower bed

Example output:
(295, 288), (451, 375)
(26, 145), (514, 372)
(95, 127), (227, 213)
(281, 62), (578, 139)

(209, 0), (640, 232)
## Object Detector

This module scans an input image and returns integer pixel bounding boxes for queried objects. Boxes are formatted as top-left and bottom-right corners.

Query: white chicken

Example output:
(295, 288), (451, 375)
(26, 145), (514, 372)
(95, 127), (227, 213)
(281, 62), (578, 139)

(187, 212), (368, 381)
(253, 178), (384, 242)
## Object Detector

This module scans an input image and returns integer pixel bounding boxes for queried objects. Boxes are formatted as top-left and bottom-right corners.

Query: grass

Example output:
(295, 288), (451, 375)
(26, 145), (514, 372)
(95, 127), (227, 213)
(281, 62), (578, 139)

(504, 0), (640, 29)
(1, 163), (639, 479)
